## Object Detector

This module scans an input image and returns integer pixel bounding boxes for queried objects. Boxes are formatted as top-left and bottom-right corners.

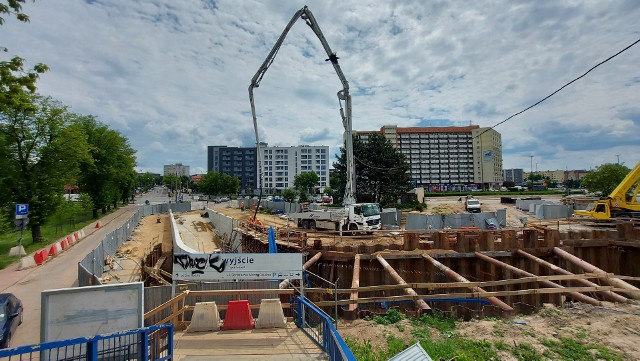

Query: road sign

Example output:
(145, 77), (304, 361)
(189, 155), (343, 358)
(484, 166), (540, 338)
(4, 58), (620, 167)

(16, 203), (29, 216)
(173, 253), (303, 281)
(14, 218), (29, 230)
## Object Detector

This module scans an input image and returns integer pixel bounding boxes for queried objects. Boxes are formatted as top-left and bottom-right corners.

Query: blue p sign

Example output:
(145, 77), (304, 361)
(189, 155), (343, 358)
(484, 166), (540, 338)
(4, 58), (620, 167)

(16, 204), (29, 215)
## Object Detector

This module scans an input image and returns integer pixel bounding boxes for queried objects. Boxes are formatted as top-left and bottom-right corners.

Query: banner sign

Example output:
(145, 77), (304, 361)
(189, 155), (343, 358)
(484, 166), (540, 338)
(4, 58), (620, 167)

(173, 253), (303, 281)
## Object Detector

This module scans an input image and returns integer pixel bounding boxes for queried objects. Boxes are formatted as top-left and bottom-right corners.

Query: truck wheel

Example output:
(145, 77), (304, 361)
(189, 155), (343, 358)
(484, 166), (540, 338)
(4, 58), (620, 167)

(309, 220), (316, 230)
(348, 223), (358, 235)
(301, 220), (310, 229)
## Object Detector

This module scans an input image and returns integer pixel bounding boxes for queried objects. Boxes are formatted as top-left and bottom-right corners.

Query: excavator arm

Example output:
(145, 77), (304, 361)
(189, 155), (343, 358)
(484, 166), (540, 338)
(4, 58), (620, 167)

(249, 6), (356, 205)
(608, 161), (640, 211)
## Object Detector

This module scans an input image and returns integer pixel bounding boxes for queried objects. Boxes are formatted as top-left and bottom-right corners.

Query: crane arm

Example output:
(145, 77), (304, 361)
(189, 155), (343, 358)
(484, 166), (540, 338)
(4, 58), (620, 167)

(248, 6), (356, 205)
(608, 161), (640, 208)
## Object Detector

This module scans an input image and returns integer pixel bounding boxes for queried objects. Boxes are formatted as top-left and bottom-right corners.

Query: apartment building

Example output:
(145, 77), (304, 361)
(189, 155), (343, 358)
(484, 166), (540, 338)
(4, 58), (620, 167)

(259, 145), (330, 192)
(503, 168), (524, 184)
(207, 146), (257, 193)
(356, 125), (503, 191)
(163, 163), (190, 177)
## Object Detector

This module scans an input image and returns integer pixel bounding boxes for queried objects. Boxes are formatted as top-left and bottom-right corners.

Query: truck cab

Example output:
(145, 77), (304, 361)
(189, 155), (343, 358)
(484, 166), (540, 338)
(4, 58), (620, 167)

(465, 198), (481, 213)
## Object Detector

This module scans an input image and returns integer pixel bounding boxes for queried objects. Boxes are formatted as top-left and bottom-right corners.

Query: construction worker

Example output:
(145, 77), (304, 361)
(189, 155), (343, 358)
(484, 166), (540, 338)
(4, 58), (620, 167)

(240, 201), (245, 211)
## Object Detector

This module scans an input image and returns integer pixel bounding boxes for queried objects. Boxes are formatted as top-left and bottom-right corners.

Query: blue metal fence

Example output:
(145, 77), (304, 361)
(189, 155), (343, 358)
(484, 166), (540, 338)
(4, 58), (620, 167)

(0, 324), (173, 361)
(292, 297), (356, 361)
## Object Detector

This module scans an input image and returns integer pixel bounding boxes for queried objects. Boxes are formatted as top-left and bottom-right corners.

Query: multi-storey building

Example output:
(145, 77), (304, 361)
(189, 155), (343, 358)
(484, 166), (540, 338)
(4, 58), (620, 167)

(163, 163), (190, 177)
(503, 169), (524, 184)
(259, 145), (330, 192)
(207, 146), (257, 193)
(356, 125), (503, 191)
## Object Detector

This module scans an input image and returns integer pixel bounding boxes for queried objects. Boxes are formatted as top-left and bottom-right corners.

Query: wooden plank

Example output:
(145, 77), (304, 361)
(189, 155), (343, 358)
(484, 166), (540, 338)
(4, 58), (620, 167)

(302, 272), (614, 294)
(310, 285), (616, 307)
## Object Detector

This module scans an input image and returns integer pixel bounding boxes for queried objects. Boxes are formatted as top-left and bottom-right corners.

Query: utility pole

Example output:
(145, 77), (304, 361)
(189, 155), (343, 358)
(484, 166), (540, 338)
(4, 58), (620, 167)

(616, 154), (620, 164)
(529, 155), (534, 188)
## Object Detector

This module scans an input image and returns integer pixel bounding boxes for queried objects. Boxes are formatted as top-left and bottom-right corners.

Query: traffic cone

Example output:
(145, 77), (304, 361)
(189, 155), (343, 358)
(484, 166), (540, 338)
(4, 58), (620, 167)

(95, 221), (101, 228)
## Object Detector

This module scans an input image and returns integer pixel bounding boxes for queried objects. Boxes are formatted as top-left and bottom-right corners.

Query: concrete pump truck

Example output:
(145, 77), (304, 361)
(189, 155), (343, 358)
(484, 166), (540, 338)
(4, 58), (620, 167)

(248, 6), (381, 234)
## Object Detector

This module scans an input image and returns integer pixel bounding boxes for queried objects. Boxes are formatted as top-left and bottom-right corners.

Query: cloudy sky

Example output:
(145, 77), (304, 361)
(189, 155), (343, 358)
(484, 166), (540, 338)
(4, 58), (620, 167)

(3, 0), (639, 174)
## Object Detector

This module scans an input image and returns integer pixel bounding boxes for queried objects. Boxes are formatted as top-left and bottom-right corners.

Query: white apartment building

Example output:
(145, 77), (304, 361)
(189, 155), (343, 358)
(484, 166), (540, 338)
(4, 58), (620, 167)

(357, 125), (503, 191)
(259, 145), (330, 192)
(163, 163), (190, 177)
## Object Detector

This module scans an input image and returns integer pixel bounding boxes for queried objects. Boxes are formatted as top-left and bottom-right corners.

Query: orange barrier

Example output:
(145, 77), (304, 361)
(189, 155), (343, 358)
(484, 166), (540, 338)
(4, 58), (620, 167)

(34, 249), (49, 265)
(60, 240), (68, 250)
(74, 231), (79, 241)
(67, 235), (73, 244)
(221, 300), (255, 330)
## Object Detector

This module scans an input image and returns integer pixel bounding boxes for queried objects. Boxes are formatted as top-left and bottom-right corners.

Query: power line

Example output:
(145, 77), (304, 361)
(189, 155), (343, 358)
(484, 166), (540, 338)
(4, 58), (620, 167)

(349, 37), (640, 174)
(474, 37), (640, 139)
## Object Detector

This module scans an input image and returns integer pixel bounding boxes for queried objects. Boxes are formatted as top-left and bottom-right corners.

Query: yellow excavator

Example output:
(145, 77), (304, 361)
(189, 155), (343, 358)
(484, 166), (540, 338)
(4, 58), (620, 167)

(574, 161), (640, 219)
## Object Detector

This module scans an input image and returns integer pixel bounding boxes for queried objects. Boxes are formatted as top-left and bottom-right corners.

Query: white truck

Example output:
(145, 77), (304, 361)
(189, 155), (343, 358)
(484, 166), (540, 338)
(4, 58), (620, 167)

(465, 197), (482, 213)
(289, 203), (381, 233)
(248, 6), (382, 234)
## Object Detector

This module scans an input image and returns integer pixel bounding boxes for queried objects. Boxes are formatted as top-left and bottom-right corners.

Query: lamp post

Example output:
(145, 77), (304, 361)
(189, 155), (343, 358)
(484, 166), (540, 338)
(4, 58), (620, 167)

(616, 154), (620, 164)
(529, 155), (534, 188)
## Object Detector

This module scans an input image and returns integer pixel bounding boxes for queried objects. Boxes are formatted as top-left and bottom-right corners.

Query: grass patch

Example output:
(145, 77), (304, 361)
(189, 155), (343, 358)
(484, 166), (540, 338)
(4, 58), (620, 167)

(371, 309), (404, 325)
(421, 337), (498, 361)
(541, 337), (624, 361)
(0, 207), (99, 269)
(511, 342), (544, 361)
(411, 310), (456, 333)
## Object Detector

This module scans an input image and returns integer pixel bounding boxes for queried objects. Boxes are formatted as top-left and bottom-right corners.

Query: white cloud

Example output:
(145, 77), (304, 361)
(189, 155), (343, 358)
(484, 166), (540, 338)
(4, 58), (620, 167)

(2, 0), (639, 174)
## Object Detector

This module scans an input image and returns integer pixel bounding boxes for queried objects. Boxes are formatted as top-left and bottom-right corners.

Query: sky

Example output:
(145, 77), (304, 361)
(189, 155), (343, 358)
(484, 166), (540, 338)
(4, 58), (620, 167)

(2, 0), (639, 175)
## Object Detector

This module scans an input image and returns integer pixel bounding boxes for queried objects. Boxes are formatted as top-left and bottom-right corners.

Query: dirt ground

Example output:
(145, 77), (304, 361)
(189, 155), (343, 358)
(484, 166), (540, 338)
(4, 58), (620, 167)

(337, 303), (640, 359)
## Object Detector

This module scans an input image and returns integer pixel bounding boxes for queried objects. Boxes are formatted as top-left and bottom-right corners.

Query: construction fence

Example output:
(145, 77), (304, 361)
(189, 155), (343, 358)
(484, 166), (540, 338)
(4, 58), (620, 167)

(78, 202), (191, 287)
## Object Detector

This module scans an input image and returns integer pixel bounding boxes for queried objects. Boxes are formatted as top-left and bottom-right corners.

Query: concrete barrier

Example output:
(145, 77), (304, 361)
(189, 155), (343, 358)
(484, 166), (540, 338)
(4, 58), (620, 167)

(255, 299), (287, 329)
(18, 256), (37, 270)
(187, 302), (221, 332)
(9, 245), (26, 257)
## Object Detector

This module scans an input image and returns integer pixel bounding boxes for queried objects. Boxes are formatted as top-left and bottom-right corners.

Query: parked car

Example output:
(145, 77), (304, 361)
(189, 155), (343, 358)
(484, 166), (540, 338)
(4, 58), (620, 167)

(0, 293), (23, 349)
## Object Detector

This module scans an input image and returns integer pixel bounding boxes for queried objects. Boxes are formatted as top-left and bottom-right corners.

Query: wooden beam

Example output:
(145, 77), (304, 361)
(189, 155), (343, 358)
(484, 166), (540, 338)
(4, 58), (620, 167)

(553, 247), (640, 299)
(376, 254), (431, 311)
(310, 285), (617, 307)
(348, 254), (361, 312)
(517, 249), (629, 303)
(301, 273), (617, 294)
(422, 254), (513, 311)
(474, 252), (602, 306)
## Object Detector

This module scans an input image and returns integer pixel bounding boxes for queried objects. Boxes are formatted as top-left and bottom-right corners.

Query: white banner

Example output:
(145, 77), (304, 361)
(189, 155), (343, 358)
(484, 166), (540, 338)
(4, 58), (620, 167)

(173, 253), (303, 281)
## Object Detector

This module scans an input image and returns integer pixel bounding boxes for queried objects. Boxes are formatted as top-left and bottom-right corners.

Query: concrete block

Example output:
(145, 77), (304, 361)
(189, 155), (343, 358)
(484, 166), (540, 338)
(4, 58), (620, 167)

(255, 299), (287, 329)
(9, 245), (26, 256)
(187, 302), (221, 332)
(18, 256), (37, 270)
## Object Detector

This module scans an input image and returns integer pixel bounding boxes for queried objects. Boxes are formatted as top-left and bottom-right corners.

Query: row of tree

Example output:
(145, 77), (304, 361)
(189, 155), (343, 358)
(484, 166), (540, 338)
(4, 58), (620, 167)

(1, 2), (137, 241)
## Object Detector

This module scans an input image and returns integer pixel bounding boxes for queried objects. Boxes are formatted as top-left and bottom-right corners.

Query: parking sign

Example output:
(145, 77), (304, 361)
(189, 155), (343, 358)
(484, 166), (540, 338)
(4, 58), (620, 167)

(16, 203), (29, 216)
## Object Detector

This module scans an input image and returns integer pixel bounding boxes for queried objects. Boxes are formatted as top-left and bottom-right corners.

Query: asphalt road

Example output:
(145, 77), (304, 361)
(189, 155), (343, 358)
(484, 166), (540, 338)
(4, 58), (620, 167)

(0, 189), (177, 347)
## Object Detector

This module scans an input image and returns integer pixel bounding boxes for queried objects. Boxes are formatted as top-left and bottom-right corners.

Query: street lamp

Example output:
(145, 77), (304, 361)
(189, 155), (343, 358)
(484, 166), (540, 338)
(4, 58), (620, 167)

(529, 155), (534, 188)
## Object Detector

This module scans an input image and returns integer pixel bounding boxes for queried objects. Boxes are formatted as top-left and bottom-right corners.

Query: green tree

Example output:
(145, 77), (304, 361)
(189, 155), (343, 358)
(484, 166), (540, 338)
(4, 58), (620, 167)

(0, 0), (31, 25)
(1, 1), (48, 110)
(333, 133), (412, 206)
(582, 163), (631, 195)
(282, 188), (297, 202)
(293, 171), (319, 196)
(200, 171), (240, 197)
(0, 95), (89, 242)
(76, 116), (137, 218)
(138, 172), (155, 191)
(163, 173), (179, 192)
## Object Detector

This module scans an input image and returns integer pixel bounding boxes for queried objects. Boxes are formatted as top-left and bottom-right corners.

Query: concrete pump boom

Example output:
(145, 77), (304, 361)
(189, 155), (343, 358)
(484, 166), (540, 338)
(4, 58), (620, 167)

(248, 6), (356, 205)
